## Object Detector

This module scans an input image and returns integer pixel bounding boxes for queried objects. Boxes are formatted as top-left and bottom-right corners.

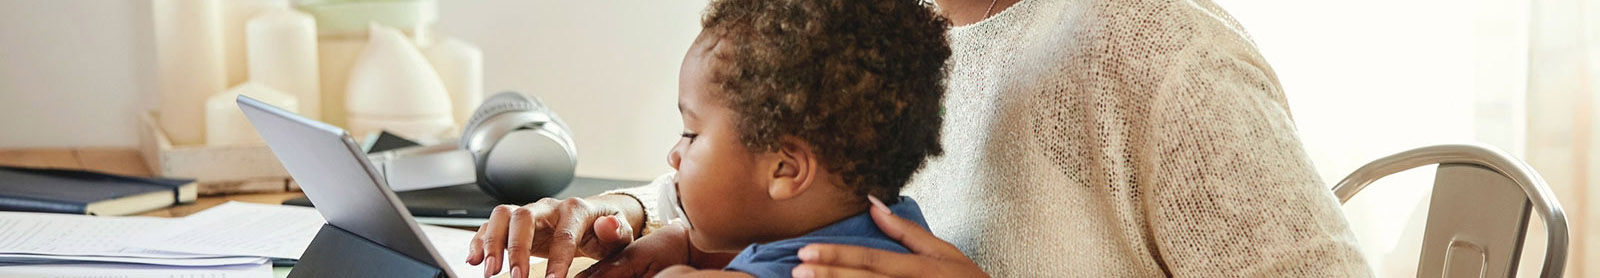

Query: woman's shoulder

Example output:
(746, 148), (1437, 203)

(999, 0), (1278, 97)
(1065, 0), (1255, 42)
(996, 0), (1263, 65)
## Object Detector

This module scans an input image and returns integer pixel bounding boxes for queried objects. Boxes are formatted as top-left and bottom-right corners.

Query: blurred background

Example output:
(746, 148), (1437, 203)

(0, 0), (1595, 276)
(1220, 0), (1598, 276)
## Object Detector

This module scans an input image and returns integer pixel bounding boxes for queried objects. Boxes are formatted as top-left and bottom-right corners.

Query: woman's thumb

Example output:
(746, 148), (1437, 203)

(583, 215), (634, 258)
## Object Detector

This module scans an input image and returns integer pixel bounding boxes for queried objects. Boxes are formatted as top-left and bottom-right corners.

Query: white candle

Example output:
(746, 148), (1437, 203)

(300, 0), (439, 129)
(206, 82), (299, 146)
(154, 0), (226, 146)
(316, 38), (366, 128)
(345, 24), (454, 141)
(220, 0), (288, 86)
(246, 8), (321, 120)
(423, 37), (484, 130)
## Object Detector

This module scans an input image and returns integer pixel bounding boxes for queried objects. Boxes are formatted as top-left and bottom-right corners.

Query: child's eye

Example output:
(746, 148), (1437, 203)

(680, 132), (699, 142)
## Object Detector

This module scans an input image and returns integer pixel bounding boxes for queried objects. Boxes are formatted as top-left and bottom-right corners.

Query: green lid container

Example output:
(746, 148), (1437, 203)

(297, 0), (437, 37)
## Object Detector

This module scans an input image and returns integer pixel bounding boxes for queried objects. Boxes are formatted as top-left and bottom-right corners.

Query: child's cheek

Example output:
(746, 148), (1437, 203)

(676, 170), (721, 249)
(675, 162), (714, 227)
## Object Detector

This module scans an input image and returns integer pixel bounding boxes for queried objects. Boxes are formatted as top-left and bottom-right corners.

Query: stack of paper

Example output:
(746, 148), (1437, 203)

(129, 201), (327, 259)
(0, 201), (500, 278)
(0, 202), (321, 276)
(0, 263), (272, 278)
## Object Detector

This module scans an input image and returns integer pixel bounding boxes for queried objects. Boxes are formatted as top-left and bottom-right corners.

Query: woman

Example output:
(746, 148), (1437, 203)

(467, 0), (1373, 277)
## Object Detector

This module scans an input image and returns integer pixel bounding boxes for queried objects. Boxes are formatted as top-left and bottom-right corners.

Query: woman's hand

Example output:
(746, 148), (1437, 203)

(578, 222), (739, 278)
(467, 194), (645, 278)
(793, 196), (989, 278)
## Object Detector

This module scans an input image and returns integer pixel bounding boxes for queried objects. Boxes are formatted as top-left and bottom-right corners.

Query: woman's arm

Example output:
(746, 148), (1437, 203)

(1138, 43), (1372, 277)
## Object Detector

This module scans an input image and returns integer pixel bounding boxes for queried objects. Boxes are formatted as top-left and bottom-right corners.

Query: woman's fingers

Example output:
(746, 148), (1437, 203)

(466, 197), (639, 278)
(544, 199), (598, 278)
(864, 196), (963, 258)
(505, 206), (537, 278)
(793, 264), (893, 278)
(480, 205), (515, 277)
(796, 244), (928, 277)
(467, 213), (491, 265)
(794, 196), (989, 278)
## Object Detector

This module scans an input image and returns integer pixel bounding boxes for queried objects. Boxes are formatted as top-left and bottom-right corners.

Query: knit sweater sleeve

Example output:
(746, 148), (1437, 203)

(1138, 40), (1373, 277)
(601, 172), (681, 236)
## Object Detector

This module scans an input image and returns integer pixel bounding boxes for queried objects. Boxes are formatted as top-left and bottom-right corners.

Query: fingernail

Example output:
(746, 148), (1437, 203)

(547, 273), (561, 278)
(614, 216), (629, 238)
(867, 195), (891, 215)
(793, 266), (815, 278)
(511, 266), (522, 278)
(486, 256), (499, 276)
(798, 247), (818, 261)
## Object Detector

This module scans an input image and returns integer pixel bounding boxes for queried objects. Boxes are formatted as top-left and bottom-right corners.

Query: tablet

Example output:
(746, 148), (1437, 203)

(239, 95), (456, 277)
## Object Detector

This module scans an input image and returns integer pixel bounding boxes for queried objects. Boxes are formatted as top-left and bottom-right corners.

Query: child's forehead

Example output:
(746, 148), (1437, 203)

(683, 32), (735, 97)
(691, 30), (728, 55)
(680, 33), (733, 114)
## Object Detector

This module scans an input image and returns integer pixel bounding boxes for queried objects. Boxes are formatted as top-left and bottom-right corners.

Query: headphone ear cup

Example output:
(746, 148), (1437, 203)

(460, 92), (537, 150)
(478, 129), (577, 203)
(460, 91), (578, 203)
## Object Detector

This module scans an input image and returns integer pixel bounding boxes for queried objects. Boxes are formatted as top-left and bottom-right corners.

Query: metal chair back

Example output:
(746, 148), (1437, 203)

(1332, 144), (1567, 277)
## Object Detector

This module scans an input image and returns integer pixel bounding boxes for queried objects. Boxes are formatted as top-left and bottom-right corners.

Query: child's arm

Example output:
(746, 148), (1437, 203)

(653, 265), (755, 278)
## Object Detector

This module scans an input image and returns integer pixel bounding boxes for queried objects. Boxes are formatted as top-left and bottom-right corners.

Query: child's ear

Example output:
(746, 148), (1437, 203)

(767, 136), (816, 201)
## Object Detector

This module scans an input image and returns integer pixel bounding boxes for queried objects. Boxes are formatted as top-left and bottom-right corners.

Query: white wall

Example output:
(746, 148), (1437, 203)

(433, 1), (708, 180)
(1215, 0), (1536, 276)
(0, 1), (157, 148)
(0, 0), (710, 181)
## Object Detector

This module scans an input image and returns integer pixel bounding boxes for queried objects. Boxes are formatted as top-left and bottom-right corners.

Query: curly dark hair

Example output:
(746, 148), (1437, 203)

(701, 0), (951, 201)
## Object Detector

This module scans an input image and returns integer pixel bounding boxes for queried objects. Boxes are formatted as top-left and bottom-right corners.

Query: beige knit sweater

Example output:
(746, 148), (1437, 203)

(613, 0), (1372, 276)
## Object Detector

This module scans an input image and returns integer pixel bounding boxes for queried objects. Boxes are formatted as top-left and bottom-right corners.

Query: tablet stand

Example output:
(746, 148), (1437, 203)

(288, 224), (445, 278)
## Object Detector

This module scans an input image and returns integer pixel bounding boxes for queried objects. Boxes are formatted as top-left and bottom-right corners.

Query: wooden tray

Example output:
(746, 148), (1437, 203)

(138, 111), (297, 195)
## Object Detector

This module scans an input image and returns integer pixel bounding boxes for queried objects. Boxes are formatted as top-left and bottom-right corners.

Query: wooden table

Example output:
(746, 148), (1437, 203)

(0, 148), (597, 277)
(0, 148), (305, 217)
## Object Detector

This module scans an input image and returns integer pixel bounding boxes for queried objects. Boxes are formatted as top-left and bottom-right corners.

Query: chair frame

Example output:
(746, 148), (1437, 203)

(1331, 143), (1569, 277)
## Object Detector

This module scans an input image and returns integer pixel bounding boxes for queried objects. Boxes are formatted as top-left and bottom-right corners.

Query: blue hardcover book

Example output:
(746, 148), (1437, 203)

(0, 166), (197, 216)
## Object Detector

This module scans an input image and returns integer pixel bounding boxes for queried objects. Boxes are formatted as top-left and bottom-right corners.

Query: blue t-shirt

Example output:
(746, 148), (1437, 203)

(723, 196), (928, 278)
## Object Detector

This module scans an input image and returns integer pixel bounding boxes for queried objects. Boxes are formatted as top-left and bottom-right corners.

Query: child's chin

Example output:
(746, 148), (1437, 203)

(686, 230), (740, 253)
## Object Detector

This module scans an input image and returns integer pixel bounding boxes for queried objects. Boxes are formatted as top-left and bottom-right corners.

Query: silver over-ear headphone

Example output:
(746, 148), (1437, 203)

(460, 92), (577, 203)
(366, 91), (577, 204)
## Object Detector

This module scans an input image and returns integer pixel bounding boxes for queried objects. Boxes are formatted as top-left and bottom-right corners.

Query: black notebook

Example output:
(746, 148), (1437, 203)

(0, 166), (197, 216)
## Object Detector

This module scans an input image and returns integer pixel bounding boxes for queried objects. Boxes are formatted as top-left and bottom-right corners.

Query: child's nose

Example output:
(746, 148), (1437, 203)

(667, 143), (683, 169)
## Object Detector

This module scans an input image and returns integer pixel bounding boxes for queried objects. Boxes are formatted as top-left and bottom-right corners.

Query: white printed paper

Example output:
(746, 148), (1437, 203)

(130, 202), (326, 259)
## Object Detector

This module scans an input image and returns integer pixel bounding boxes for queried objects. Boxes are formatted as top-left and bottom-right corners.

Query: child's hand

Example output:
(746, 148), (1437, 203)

(652, 265), (754, 278)
(651, 265), (698, 278)
(578, 222), (738, 278)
